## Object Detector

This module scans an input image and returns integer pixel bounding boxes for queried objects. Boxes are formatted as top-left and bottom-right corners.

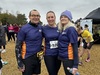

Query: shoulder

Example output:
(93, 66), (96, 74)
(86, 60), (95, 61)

(42, 25), (48, 29)
(0, 26), (4, 30)
(66, 27), (78, 36)
(83, 30), (90, 34)
(1, 26), (4, 28)
(19, 24), (30, 33)
(20, 23), (31, 31)
(67, 27), (76, 32)
(68, 27), (76, 29)
(22, 23), (30, 28)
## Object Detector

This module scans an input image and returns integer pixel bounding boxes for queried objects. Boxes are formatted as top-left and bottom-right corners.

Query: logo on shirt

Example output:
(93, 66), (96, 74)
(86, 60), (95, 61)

(39, 29), (42, 32)
(62, 31), (66, 34)
(57, 30), (60, 32)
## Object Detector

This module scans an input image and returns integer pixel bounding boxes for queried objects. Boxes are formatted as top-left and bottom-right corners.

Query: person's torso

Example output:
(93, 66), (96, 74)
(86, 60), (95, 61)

(18, 23), (43, 58)
(8, 26), (14, 32)
(42, 25), (60, 56)
(58, 27), (78, 60)
(14, 26), (19, 33)
(82, 30), (94, 42)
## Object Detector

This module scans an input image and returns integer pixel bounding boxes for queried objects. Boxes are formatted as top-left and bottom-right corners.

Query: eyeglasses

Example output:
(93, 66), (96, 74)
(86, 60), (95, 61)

(30, 14), (40, 17)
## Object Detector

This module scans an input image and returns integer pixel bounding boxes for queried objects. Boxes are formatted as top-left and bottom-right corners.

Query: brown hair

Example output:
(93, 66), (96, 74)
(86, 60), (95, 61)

(46, 11), (56, 17)
(76, 25), (80, 28)
(29, 9), (38, 16)
(84, 24), (88, 28)
(77, 26), (83, 32)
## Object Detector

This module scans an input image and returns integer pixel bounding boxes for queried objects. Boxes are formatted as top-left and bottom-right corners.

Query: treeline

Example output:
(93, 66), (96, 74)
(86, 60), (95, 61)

(0, 8), (27, 25)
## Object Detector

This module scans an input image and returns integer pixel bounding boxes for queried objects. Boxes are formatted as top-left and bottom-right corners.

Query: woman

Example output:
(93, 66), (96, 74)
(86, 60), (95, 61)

(8, 24), (15, 42)
(58, 10), (79, 75)
(77, 26), (94, 63)
(0, 21), (7, 74)
(0, 21), (6, 53)
(42, 11), (61, 75)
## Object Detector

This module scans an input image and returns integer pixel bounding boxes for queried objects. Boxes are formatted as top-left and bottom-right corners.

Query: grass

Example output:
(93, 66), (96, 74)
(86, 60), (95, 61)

(1, 41), (100, 75)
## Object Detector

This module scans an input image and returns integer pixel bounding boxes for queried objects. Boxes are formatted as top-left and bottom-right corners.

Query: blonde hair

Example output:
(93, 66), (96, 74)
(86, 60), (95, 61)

(58, 21), (76, 32)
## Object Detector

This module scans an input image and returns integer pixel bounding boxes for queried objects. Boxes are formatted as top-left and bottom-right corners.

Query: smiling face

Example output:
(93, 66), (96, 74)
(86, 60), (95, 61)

(29, 10), (40, 24)
(46, 11), (56, 26)
(60, 15), (69, 25)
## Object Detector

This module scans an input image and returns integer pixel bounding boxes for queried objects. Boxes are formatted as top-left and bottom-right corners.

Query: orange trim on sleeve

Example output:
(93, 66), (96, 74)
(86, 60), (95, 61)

(22, 42), (26, 59)
(68, 43), (73, 60)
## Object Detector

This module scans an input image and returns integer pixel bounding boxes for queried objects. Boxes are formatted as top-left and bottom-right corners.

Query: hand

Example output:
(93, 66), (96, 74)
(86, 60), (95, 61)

(87, 43), (90, 47)
(80, 43), (83, 47)
(18, 66), (25, 72)
(72, 68), (78, 75)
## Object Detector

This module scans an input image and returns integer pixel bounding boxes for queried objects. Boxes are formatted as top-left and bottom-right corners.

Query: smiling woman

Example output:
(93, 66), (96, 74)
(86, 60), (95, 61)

(42, 11), (61, 75)
(58, 10), (79, 75)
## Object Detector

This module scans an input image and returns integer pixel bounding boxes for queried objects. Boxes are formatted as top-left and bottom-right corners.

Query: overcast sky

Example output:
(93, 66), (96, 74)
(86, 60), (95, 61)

(0, 0), (100, 24)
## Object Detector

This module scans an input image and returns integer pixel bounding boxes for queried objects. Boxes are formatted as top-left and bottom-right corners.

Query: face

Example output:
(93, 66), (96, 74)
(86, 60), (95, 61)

(10, 24), (12, 26)
(46, 12), (56, 26)
(29, 10), (40, 24)
(60, 16), (69, 25)
(78, 30), (83, 35)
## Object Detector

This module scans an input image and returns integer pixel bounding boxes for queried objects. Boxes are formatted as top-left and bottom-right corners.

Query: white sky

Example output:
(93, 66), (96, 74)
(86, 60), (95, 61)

(0, 0), (100, 24)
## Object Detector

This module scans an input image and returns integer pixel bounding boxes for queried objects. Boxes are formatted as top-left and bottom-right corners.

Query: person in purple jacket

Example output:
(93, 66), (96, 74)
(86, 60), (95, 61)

(15, 9), (43, 75)
(42, 11), (61, 75)
(58, 10), (79, 75)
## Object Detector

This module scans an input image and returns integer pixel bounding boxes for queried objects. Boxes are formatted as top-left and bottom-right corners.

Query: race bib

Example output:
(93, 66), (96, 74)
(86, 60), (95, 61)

(50, 40), (58, 49)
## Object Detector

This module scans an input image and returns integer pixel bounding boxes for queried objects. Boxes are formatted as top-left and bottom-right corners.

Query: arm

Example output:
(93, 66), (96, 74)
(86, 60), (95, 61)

(68, 27), (79, 74)
(71, 43), (79, 69)
(71, 43), (79, 75)
(80, 37), (83, 46)
(15, 40), (25, 69)
(0, 27), (5, 37)
(87, 36), (92, 42)
(86, 32), (93, 46)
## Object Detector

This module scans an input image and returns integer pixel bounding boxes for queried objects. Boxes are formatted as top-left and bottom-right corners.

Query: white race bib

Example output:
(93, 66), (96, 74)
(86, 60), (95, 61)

(50, 40), (58, 49)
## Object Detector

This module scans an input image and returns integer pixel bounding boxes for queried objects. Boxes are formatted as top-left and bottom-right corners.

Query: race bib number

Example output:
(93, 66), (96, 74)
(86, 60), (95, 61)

(50, 40), (58, 49)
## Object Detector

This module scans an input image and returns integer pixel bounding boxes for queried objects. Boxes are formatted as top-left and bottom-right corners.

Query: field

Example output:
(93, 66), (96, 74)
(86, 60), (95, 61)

(1, 41), (100, 75)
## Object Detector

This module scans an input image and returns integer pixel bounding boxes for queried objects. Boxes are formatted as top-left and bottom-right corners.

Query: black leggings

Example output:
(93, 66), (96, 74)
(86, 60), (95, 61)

(44, 56), (61, 75)
(8, 32), (15, 41)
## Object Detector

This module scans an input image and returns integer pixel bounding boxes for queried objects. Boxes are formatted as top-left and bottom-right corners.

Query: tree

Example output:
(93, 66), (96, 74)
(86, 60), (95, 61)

(0, 12), (27, 25)
(16, 14), (27, 24)
(0, 7), (2, 13)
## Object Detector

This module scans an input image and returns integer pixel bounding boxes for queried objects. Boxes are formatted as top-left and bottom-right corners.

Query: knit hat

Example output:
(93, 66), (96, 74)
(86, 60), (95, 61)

(60, 10), (73, 21)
